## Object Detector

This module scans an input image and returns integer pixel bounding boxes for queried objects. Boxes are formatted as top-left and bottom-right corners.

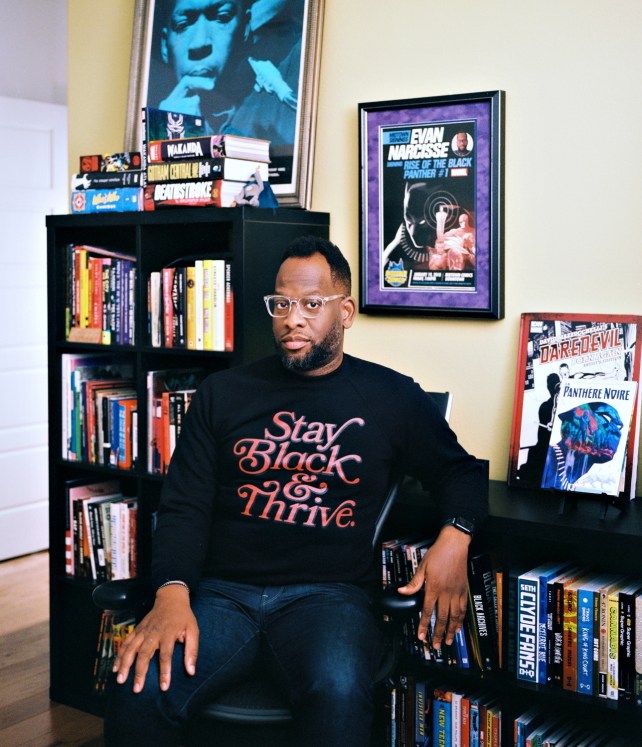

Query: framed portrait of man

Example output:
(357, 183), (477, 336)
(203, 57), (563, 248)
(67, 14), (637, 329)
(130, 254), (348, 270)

(125, 0), (325, 207)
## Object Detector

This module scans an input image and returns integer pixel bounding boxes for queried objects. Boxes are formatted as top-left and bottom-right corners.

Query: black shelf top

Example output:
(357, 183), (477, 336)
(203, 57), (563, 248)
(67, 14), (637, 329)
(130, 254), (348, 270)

(488, 479), (642, 542)
(45, 206), (330, 229)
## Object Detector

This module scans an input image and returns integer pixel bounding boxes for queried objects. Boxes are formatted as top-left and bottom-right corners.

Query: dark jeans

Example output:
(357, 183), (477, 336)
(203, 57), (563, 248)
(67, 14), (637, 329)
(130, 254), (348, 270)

(104, 579), (384, 747)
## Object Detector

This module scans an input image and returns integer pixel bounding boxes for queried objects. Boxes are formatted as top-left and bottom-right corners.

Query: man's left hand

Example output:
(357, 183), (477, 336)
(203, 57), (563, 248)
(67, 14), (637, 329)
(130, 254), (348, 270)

(397, 525), (471, 650)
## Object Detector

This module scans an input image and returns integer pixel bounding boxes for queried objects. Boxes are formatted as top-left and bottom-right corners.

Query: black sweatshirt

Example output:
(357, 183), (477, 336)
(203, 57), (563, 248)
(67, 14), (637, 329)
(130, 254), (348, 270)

(152, 354), (488, 592)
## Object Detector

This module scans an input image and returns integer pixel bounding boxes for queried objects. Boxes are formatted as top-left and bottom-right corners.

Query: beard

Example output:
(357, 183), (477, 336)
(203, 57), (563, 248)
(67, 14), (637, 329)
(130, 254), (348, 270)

(275, 321), (343, 374)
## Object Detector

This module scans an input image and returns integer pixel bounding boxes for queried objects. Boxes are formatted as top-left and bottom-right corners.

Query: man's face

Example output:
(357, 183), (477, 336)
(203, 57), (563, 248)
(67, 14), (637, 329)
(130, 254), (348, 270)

(162, 0), (244, 84)
(272, 254), (354, 377)
(456, 133), (468, 152)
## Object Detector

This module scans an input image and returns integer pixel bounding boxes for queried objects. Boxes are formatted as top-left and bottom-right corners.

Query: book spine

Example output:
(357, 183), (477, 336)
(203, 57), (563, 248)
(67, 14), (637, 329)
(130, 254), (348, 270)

(162, 267), (175, 348)
(224, 262), (234, 351)
(598, 587), (610, 697)
(142, 106), (206, 144)
(577, 589), (594, 694)
(202, 259), (214, 350)
(71, 170), (143, 190)
(607, 589), (620, 699)
(460, 694), (470, 747)
(146, 158), (268, 183)
(618, 588), (637, 701)
(551, 580), (565, 687)
(516, 576), (538, 682)
(71, 187), (142, 214)
(562, 586), (579, 691)
(142, 181), (232, 209)
(173, 268), (186, 347)
(469, 553), (498, 671)
(102, 260), (112, 344)
(432, 693), (450, 747)
(79, 152), (141, 172)
(212, 259), (225, 351)
(414, 679), (428, 747)
(194, 260), (204, 351)
(148, 135), (224, 162)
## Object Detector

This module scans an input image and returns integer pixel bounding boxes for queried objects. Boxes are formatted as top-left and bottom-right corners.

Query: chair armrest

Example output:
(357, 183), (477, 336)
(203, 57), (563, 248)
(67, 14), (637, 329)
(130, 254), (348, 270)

(377, 586), (423, 619)
(92, 578), (152, 611)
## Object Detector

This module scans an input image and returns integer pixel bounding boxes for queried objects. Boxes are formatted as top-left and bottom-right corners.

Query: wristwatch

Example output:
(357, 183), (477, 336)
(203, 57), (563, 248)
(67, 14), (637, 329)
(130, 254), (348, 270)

(441, 515), (475, 538)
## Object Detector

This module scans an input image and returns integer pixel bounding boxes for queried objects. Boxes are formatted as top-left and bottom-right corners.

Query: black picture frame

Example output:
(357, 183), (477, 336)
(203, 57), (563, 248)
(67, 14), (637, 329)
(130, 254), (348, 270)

(124, 0), (325, 208)
(359, 91), (505, 319)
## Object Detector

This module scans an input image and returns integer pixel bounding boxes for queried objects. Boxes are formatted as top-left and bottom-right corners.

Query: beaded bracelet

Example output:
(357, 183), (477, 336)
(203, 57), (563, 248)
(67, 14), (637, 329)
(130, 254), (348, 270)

(157, 580), (190, 594)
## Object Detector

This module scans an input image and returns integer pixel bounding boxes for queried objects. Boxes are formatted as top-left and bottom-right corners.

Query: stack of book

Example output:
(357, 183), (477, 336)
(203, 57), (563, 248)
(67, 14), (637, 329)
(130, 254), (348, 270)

(141, 106), (271, 209)
(514, 562), (642, 703)
(68, 107), (272, 214)
(148, 258), (234, 352)
(64, 244), (137, 346)
(70, 151), (143, 214)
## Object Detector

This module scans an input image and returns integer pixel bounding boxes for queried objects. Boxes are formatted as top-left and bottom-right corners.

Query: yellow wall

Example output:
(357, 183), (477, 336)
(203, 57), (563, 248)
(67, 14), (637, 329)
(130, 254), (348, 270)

(68, 0), (642, 486)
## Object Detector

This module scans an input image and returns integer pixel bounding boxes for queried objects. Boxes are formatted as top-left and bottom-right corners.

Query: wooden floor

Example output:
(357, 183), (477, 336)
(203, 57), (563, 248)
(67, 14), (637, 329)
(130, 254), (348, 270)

(0, 551), (104, 747)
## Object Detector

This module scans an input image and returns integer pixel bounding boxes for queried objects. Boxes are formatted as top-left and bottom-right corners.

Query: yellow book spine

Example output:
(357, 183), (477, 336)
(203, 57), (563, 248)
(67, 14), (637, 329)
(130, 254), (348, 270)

(186, 265), (196, 350)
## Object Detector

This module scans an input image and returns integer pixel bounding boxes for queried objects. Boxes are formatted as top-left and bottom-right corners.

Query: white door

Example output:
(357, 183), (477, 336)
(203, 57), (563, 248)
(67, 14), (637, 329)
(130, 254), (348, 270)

(0, 96), (68, 560)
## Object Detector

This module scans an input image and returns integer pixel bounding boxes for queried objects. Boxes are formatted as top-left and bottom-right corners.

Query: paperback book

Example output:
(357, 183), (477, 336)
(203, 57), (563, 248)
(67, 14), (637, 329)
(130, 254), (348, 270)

(508, 313), (642, 499)
(541, 379), (638, 496)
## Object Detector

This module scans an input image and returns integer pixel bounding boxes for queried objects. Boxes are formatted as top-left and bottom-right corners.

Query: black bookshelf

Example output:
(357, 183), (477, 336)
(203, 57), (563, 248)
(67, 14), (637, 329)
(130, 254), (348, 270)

(391, 478), (642, 744)
(46, 207), (330, 714)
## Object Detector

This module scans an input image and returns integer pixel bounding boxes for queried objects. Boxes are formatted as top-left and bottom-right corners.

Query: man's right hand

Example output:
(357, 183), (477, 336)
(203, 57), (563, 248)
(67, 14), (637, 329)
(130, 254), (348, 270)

(159, 75), (216, 117)
(113, 583), (199, 693)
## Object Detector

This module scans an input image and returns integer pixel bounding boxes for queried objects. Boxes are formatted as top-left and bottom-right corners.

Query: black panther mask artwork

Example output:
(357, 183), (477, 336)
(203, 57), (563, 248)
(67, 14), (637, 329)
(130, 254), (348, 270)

(541, 401), (623, 491)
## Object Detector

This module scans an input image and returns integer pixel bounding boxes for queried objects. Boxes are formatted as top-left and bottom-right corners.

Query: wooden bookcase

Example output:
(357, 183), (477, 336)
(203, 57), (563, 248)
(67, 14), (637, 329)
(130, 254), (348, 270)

(46, 207), (330, 714)
(390, 479), (642, 745)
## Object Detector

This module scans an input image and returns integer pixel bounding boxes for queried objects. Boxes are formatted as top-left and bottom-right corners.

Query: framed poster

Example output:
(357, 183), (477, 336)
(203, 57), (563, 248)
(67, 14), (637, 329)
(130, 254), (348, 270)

(124, 0), (325, 208)
(359, 91), (505, 318)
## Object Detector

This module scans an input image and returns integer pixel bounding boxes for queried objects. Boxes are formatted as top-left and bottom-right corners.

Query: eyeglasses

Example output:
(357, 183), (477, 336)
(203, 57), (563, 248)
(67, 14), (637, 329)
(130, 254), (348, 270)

(263, 294), (346, 318)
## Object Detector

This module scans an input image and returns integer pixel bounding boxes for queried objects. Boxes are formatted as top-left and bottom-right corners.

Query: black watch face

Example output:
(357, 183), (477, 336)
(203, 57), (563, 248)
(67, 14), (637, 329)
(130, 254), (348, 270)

(450, 516), (474, 535)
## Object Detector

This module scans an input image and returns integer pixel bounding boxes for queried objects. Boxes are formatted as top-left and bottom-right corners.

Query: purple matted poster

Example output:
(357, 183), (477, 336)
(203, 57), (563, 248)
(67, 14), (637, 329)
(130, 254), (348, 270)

(358, 91), (504, 319)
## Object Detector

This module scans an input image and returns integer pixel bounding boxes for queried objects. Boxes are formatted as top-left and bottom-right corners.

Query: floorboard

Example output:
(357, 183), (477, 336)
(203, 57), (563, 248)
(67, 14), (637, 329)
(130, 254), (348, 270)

(0, 552), (104, 747)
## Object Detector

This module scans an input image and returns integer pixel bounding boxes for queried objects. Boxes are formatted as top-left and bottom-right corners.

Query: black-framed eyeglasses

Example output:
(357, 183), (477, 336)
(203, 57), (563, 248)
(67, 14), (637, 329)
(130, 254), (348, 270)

(263, 294), (346, 318)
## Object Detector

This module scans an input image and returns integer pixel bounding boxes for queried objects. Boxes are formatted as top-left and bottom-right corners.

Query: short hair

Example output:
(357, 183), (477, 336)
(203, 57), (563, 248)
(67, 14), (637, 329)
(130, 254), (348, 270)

(280, 236), (352, 293)
(157, 0), (249, 25)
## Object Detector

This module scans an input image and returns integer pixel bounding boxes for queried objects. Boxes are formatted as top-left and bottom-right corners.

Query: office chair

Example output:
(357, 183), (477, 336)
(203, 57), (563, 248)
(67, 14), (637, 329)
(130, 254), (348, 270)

(93, 392), (452, 746)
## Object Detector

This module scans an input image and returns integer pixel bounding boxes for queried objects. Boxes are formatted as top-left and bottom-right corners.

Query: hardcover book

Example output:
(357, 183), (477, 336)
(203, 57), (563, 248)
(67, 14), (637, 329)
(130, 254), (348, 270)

(508, 313), (642, 499)
(147, 133), (270, 164)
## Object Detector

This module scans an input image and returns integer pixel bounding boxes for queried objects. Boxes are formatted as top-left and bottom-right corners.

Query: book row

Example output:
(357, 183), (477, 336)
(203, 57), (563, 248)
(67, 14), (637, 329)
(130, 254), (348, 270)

(61, 356), (207, 476)
(513, 705), (614, 747)
(65, 480), (138, 582)
(61, 356), (136, 466)
(148, 259), (234, 352)
(514, 562), (642, 703)
(386, 675), (503, 747)
(93, 610), (136, 695)
(383, 539), (501, 673)
(64, 244), (137, 345)
(388, 673), (617, 746)
(146, 368), (207, 475)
